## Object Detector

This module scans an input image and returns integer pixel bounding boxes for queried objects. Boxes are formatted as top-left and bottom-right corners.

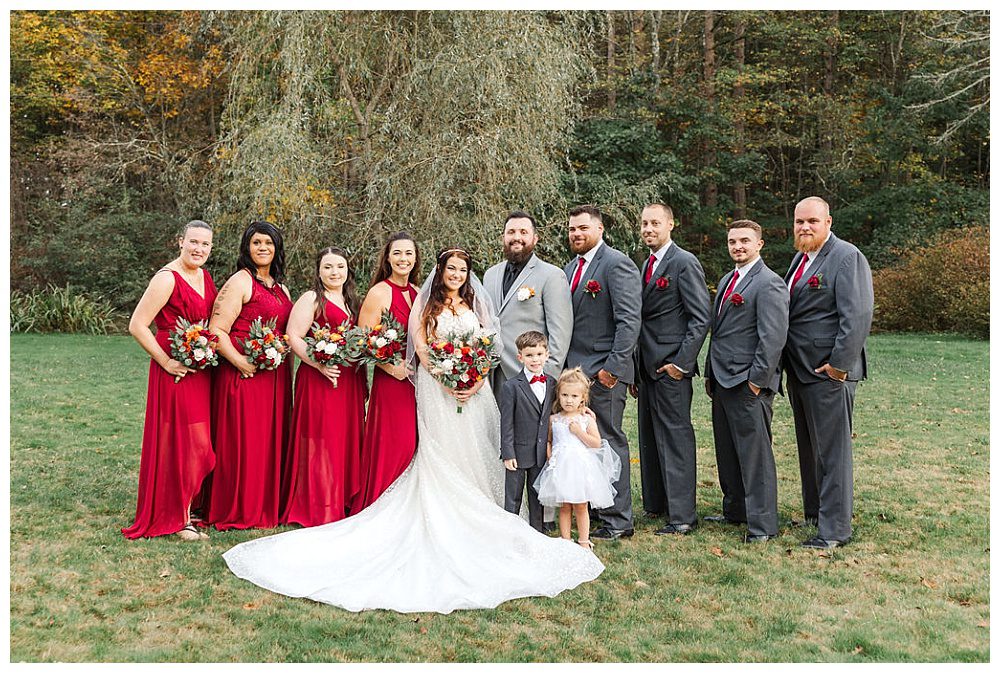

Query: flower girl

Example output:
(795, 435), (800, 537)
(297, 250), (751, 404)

(534, 368), (621, 549)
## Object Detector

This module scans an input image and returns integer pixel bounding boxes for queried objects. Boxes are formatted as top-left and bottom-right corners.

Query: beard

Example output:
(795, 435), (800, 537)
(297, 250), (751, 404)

(794, 233), (824, 254)
(503, 242), (535, 265)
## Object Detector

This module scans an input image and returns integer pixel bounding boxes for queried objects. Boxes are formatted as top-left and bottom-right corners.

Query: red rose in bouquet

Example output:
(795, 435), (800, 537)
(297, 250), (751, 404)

(425, 329), (500, 413)
(242, 316), (290, 373)
(359, 308), (406, 366)
(168, 317), (220, 383)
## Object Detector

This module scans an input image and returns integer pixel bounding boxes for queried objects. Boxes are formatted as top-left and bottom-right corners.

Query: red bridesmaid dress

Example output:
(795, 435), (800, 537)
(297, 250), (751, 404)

(206, 269), (293, 530)
(281, 300), (366, 526)
(123, 269), (218, 539)
(351, 280), (419, 513)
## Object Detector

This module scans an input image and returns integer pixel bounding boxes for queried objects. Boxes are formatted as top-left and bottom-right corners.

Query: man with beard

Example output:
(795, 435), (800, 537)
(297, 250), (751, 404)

(783, 196), (873, 549)
(484, 211), (573, 396)
(563, 205), (642, 540)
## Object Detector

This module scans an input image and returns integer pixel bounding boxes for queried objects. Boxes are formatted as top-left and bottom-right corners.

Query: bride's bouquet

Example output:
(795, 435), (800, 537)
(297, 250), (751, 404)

(168, 317), (220, 383)
(242, 316), (290, 372)
(425, 329), (500, 413)
(304, 320), (363, 386)
(359, 308), (406, 366)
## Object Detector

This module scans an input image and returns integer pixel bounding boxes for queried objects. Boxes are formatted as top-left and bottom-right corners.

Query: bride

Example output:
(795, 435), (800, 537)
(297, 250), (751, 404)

(223, 247), (604, 613)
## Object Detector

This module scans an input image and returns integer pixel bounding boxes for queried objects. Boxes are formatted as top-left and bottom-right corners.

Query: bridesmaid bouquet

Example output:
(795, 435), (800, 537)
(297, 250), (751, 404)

(426, 329), (500, 413)
(242, 316), (290, 372)
(304, 320), (363, 386)
(359, 309), (406, 366)
(168, 318), (220, 383)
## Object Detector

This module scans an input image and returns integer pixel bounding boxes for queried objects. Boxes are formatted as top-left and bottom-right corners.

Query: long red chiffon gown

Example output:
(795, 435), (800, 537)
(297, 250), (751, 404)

(281, 300), (366, 526)
(123, 269), (218, 539)
(351, 279), (419, 512)
(206, 269), (293, 530)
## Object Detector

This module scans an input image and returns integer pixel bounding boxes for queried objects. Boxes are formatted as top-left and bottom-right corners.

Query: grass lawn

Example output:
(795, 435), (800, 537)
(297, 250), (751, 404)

(9, 332), (989, 662)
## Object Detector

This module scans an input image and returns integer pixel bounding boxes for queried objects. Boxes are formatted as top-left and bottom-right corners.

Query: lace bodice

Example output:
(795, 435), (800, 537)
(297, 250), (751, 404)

(431, 308), (481, 339)
(551, 413), (592, 451)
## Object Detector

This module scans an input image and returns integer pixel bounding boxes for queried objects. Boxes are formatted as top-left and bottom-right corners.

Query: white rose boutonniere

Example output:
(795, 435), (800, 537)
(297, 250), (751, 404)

(516, 286), (536, 302)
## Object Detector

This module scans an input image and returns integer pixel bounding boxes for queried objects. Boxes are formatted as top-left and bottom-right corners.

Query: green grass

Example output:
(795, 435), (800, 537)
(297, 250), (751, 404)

(10, 333), (989, 662)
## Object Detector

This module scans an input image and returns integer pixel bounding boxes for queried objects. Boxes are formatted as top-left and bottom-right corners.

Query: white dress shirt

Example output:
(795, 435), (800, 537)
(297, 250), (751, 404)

(574, 238), (605, 283)
(731, 255), (762, 292)
(644, 240), (673, 279)
(524, 367), (546, 404)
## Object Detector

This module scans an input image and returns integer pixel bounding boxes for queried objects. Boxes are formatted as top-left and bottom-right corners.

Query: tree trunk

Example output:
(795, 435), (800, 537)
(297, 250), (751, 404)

(733, 15), (747, 218)
(607, 11), (617, 112)
(650, 10), (662, 92)
(703, 10), (717, 209)
(822, 10), (839, 157)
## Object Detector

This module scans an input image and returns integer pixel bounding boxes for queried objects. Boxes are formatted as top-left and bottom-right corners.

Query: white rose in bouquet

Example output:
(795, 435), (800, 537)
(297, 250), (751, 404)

(385, 329), (398, 341)
(374, 336), (388, 348)
(193, 348), (206, 360)
(315, 340), (328, 351)
(441, 358), (455, 373)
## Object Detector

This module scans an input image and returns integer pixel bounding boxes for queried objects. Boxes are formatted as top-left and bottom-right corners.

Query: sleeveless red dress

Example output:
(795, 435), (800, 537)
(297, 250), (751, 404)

(351, 280), (419, 512)
(281, 300), (366, 526)
(206, 269), (293, 530)
(123, 269), (218, 539)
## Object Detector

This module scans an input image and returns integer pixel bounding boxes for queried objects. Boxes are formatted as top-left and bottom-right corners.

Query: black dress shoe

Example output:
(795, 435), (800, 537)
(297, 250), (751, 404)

(704, 515), (744, 525)
(591, 527), (635, 540)
(654, 523), (695, 536)
(793, 516), (819, 528)
(801, 536), (847, 549)
(744, 534), (776, 544)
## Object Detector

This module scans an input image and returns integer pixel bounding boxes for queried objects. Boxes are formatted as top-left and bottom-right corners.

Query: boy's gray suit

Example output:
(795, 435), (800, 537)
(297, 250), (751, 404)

(634, 243), (711, 527)
(783, 232), (873, 542)
(499, 371), (555, 532)
(563, 242), (642, 533)
(705, 259), (788, 536)
(484, 253), (573, 393)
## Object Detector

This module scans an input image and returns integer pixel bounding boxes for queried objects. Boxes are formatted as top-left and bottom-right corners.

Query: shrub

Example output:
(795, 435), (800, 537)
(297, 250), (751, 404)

(872, 226), (987, 338)
(10, 285), (125, 335)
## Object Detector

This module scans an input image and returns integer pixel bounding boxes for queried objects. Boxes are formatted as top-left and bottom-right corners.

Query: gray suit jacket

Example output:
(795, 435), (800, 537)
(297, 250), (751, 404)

(783, 232), (873, 383)
(499, 371), (555, 468)
(484, 254), (573, 380)
(706, 259), (789, 393)
(635, 242), (711, 381)
(563, 242), (642, 384)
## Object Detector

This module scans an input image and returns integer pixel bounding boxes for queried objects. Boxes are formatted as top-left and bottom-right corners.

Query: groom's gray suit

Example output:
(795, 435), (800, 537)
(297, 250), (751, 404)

(484, 253), (573, 393)
(783, 232), (873, 542)
(705, 258), (788, 537)
(564, 241), (642, 533)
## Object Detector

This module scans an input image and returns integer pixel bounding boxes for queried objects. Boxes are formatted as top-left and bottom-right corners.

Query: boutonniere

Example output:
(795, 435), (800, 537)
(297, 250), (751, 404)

(729, 292), (745, 306)
(584, 280), (602, 297)
(516, 286), (536, 301)
(655, 276), (670, 290)
(807, 273), (823, 290)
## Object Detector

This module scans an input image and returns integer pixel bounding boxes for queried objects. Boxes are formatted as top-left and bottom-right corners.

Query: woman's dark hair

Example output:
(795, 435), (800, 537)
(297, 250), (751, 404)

(421, 247), (476, 339)
(237, 221), (286, 286)
(312, 247), (361, 321)
(370, 231), (421, 288)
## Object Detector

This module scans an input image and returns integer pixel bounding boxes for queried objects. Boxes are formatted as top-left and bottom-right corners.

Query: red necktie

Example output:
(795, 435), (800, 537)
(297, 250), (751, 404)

(719, 269), (740, 313)
(644, 254), (656, 284)
(789, 253), (809, 292)
(570, 256), (585, 293)
(529, 374), (547, 384)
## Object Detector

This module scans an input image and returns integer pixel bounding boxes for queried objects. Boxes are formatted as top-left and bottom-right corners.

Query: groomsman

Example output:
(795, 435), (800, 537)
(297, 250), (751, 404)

(704, 220), (788, 543)
(484, 211), (573, 395)
(784, 196), (873, 549)
(630, 203), (711, 535)
(564, 205), (641, 539)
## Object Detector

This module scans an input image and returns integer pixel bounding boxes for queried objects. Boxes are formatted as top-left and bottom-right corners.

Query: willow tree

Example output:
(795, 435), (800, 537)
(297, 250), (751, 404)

(209, 10), (585, 288)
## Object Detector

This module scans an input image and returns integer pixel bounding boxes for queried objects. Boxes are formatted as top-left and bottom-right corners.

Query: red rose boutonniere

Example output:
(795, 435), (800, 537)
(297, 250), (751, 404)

(730, 292), (745, 306)
(584, 280), (602, 298)
(655, 276), (670, 290)
(807, 273), (823, 289)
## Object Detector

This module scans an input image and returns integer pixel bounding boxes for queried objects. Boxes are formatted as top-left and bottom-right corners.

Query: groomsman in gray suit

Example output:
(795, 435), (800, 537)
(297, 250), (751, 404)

(784, 196), (873, 549)
(564, 205), (642, 539)
(704, 220), (788, 543)
(630, 203), (711, 535)
(484, 211), (573, 395)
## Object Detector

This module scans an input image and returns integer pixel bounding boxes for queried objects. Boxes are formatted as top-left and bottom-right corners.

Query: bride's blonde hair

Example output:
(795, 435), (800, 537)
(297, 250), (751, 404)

(552, 367), (592, 414)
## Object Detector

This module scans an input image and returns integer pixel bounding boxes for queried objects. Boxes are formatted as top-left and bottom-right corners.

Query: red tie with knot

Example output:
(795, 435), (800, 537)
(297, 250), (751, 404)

(789, 253), (809, 292)
(644, 253), (656, 284)
(570, 256), (586, 293)
(719, 269), (740, 314)
(529, 374), (547, 384)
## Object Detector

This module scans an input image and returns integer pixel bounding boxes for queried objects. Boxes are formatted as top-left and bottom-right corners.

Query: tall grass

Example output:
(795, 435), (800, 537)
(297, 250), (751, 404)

(10, 285), (125, 334)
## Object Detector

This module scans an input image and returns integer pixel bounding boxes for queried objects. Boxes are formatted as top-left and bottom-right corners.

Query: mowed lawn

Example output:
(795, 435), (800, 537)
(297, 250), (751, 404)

(9, 332), (989, 662)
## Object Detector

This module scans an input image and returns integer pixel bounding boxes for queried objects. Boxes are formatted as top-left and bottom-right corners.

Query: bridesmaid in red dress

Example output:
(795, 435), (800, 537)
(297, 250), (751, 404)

(206, 221), (294, 530)
(281, 247), (366, 526)
(351, 232), (422, 512)
(123, 220), (218, 541)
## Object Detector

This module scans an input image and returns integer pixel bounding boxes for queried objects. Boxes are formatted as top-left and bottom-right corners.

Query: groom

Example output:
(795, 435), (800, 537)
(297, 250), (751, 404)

(484, 211), (573, 396)
(563, 205), (642, 540)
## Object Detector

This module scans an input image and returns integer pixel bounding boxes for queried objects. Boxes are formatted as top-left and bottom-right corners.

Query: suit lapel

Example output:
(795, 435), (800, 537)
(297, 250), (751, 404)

(789, 233), (837, 304)
(714, 269), (735, 321)
(642, 243), (678, 300)
(719, 261), (762, 322)
(517, 372), (542, 412)
(572, 243), (607, 312)
(498, 255), (538, 313)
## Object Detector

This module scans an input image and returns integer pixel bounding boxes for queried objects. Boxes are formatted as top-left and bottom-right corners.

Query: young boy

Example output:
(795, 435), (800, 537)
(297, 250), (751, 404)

(499, 330), (556, 533)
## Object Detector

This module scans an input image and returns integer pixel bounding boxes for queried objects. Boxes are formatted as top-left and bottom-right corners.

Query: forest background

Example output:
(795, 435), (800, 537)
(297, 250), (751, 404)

(8, 9), (990, 337)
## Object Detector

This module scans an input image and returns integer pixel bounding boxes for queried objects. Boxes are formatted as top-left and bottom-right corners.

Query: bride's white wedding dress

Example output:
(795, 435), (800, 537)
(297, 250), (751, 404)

(223, 309), (604, 613)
